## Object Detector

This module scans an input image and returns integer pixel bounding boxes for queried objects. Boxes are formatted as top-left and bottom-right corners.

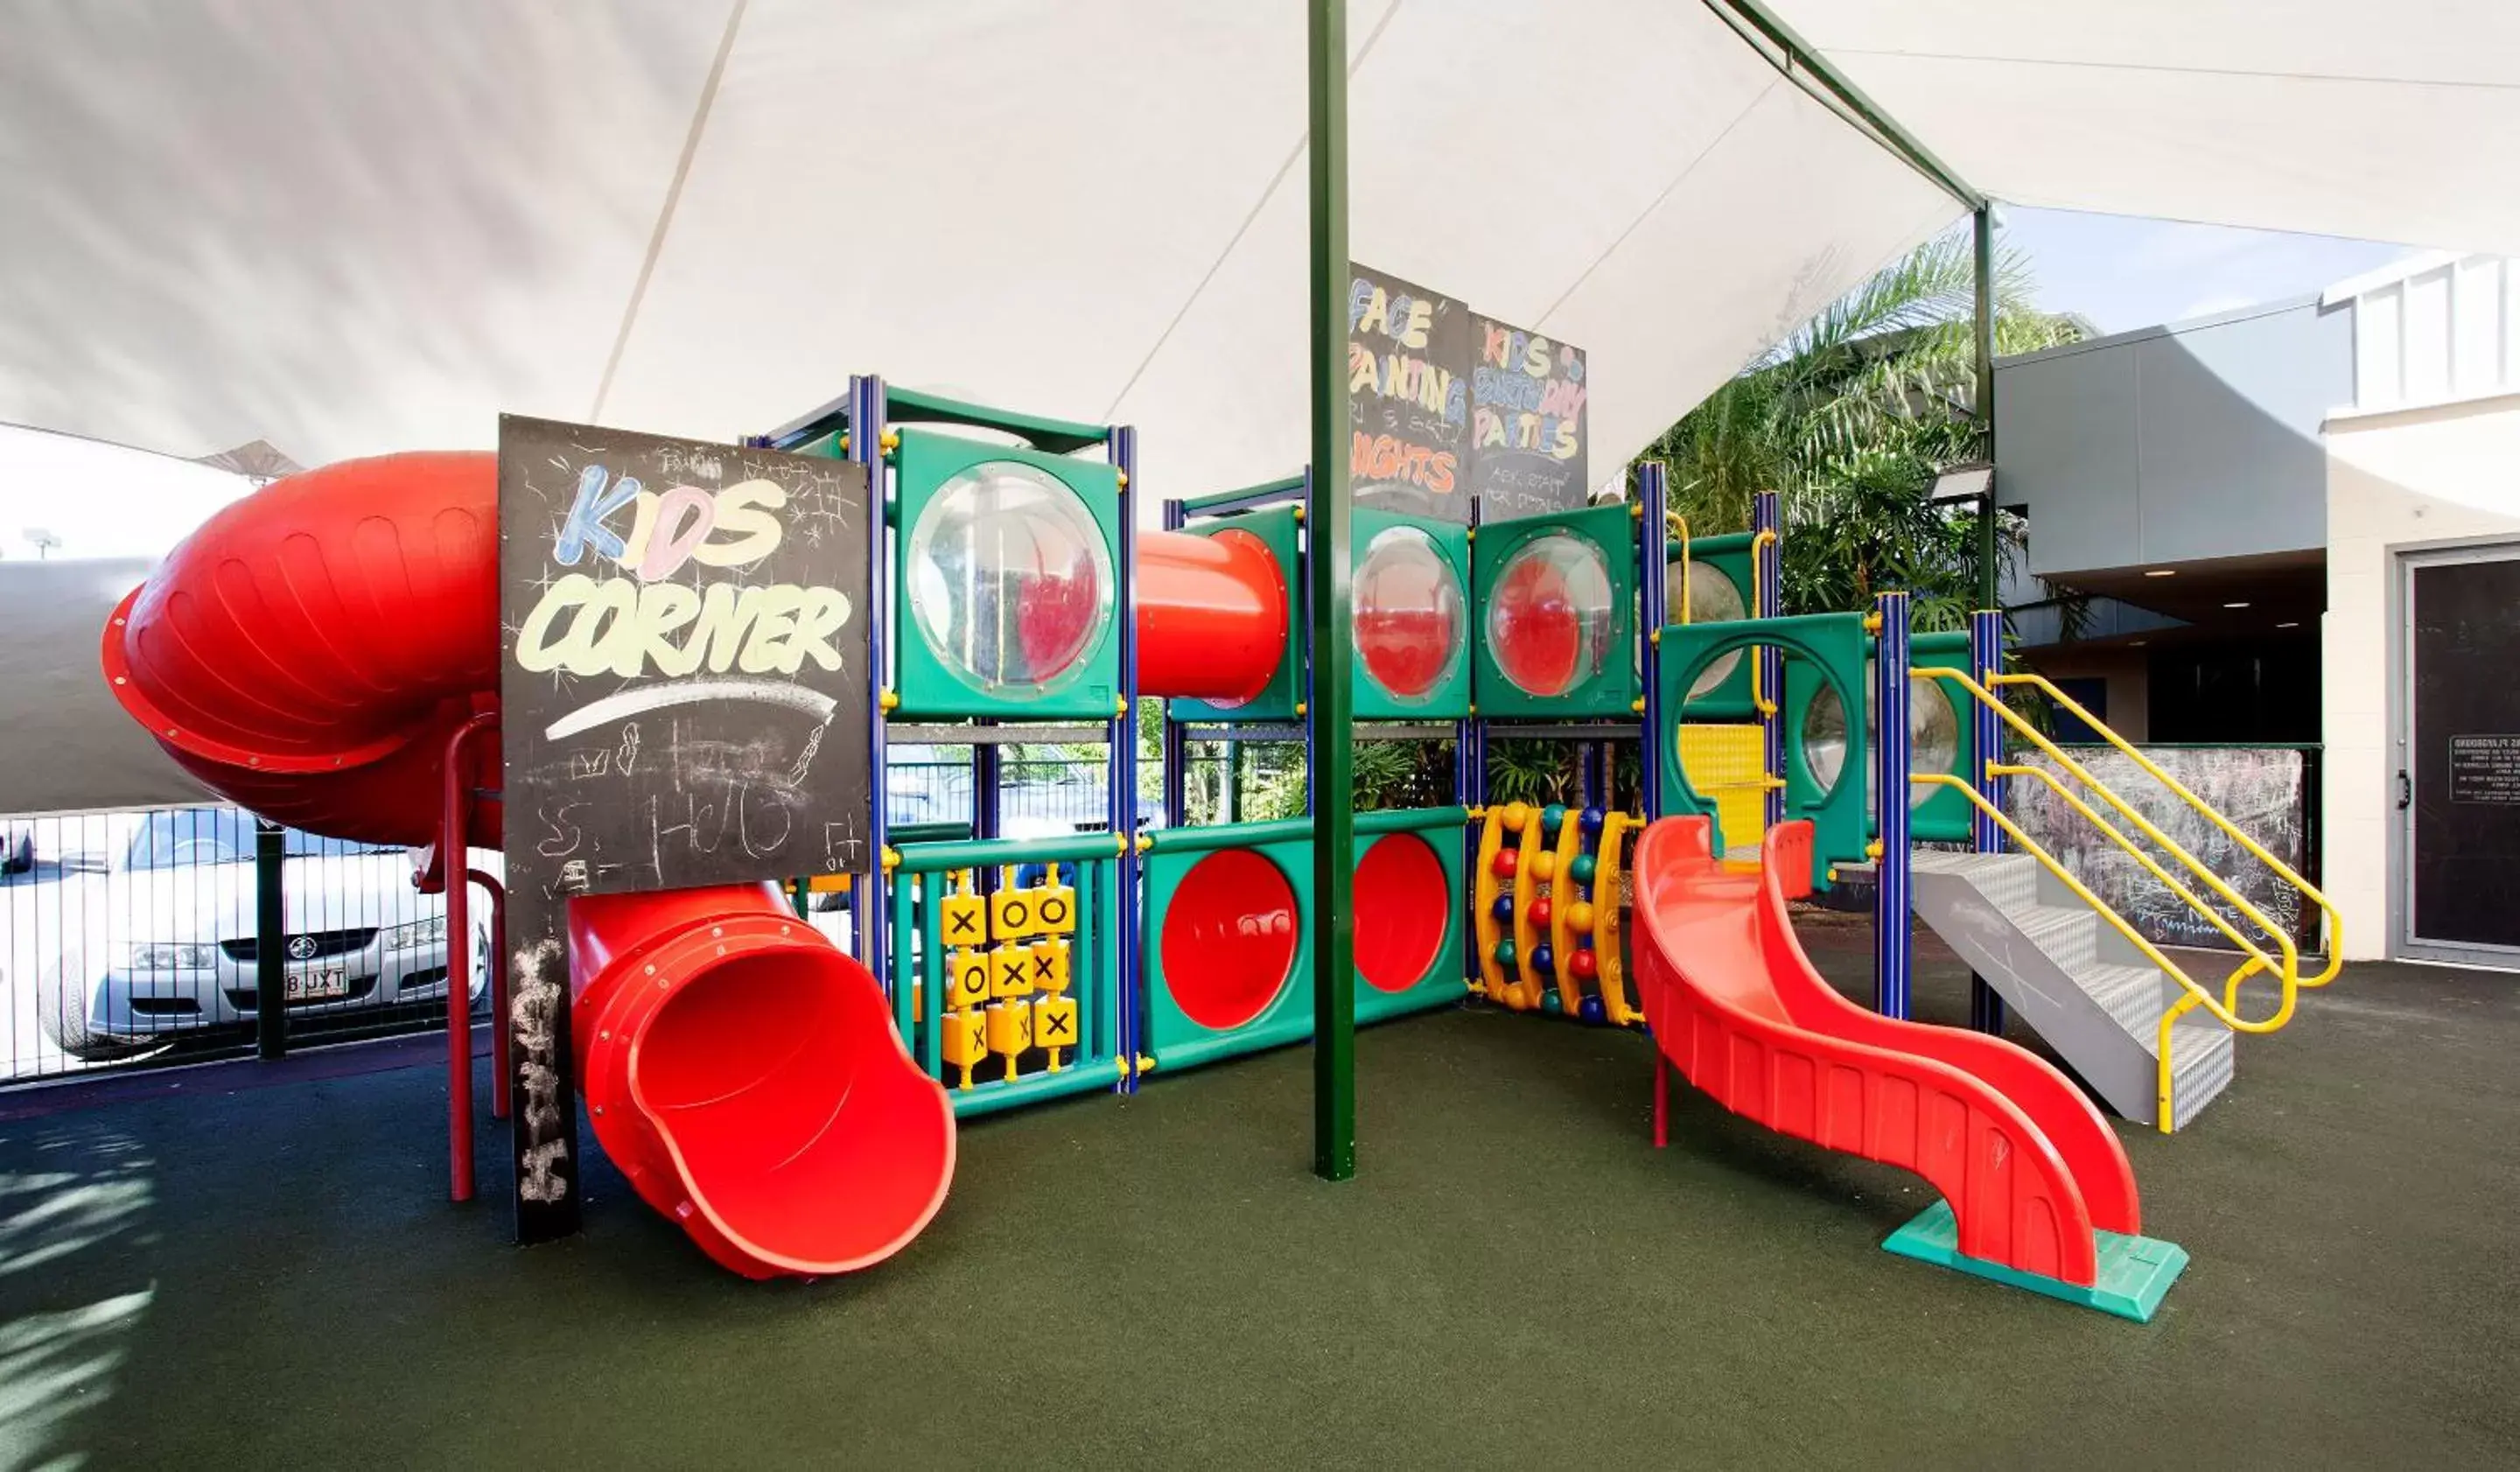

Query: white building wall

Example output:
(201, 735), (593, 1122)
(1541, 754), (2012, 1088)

(2322, 254), (2520, 961)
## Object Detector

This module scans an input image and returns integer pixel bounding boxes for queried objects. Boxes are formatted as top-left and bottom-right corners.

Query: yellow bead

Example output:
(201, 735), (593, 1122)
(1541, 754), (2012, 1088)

(1502, 802), (1530, 833)
(1566, 901), (1596, 932)
(1531, 852), (1558, 882)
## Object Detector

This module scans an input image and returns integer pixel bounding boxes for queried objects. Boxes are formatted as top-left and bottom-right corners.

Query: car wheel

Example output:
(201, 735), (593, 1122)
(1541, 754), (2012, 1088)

(36, 978), (169, 1065)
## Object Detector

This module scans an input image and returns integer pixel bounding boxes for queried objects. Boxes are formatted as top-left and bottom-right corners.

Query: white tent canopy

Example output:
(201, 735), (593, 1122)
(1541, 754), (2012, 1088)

(7, 2), (2516, 503)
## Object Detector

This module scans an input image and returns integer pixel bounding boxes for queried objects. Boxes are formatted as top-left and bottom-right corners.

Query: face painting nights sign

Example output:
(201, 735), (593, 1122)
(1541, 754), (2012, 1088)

(1347, 264), (1472, 522)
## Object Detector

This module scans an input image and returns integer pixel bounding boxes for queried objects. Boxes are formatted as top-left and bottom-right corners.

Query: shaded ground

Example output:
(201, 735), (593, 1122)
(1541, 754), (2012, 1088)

(0, 922), (2512, 1469)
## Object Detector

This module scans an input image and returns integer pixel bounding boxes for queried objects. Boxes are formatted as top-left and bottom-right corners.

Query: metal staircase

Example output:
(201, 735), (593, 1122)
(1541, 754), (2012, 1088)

(1908, 850), (2236, 1130)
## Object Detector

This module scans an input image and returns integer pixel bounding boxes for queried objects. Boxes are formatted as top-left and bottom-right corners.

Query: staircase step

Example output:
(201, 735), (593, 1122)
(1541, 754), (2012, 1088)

(2075, 962), (2168, 1036)
(2015, 904), (2102, 975)
(2166, 1015), (2237, 1130)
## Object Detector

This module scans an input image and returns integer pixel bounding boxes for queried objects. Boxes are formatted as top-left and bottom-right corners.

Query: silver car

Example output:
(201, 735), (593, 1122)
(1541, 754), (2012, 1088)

(40, 808), (488, 1062)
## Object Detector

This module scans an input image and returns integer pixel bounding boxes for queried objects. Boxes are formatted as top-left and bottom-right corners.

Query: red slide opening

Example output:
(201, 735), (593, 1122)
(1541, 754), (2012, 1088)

(572, 887), (952, 1279)
(1159, 849), (1298, 1030)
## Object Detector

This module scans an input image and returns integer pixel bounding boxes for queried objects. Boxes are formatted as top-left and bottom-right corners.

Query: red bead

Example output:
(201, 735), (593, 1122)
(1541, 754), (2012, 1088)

(1570, 948), (1599, 980)
(1493, 851), (1518, 879)
(1528, 897), (1553, 928)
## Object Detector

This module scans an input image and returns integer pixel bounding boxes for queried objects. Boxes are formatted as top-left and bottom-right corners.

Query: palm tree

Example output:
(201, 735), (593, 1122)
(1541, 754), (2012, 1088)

(1636, 225), (2085, 628)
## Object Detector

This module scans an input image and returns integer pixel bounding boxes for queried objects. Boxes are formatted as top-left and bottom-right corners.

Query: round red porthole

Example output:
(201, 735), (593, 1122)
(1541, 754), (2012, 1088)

(1158, 849), (1298, 1030)
(1353, 833), (1448, 993)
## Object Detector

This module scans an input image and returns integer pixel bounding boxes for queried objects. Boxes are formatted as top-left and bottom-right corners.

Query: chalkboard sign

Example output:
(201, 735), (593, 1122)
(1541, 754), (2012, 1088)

(1466, 316), (1588, 520)
(2008, 746), (2314, 951)
(1348, 264), (1473, 522)
(497, 416), (874, 894)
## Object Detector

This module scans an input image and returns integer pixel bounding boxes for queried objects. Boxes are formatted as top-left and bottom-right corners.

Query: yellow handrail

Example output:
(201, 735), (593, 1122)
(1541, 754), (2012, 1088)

(1913, 775), (2294, 1132)
(1748, 529), (1779, 716)
(1991, 670), (2342, 985)
(1916, 665), (2306, 1008)
(1667, 513), (1692, 627)
(1992, 763), (2296, 1015)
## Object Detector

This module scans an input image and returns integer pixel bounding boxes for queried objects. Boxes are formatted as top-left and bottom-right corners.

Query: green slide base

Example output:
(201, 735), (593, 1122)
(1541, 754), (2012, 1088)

(1881, 1200), (2188, 1323)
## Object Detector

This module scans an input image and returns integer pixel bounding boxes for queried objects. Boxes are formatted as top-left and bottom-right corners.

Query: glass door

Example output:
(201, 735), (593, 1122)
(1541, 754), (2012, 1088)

(2398, 544), (2520, 964)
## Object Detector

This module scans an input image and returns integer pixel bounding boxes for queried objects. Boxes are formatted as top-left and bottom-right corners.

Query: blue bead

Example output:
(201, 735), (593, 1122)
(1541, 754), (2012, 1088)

(1579, 806), (1606, 835)
(1530, 943), (1554, 975)
(1489, 894), (1516, 922)
(1577, 995), (1607, 1026)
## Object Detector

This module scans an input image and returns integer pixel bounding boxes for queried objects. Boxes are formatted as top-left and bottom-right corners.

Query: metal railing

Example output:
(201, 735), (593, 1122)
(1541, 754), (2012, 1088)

(1913, 664), (2342, 1131)
(0, 805), (478, 1086)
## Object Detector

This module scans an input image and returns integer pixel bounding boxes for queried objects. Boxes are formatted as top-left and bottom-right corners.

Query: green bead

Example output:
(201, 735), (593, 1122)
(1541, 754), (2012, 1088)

(1494, 940), (1518, 969)
(1570, 853), (1597, 885)
(1541, 803), (1568, 835)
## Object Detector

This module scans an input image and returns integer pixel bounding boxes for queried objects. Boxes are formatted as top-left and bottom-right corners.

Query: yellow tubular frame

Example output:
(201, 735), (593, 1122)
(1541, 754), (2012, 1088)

(1748, 528), (1780, 716)
(1991, 670), (2342, 985)
(1667, 514), (1691, 627)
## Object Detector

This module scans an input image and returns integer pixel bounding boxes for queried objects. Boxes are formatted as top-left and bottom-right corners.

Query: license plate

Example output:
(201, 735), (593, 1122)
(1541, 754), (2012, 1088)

(284, 968), (349, 1002)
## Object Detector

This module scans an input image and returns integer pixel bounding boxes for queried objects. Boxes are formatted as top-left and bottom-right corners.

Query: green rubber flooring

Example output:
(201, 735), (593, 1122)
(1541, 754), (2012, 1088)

(2, 917), (2514, 1468)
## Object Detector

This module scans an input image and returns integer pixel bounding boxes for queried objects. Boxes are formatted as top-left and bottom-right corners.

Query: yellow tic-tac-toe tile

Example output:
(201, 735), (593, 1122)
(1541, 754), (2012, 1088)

(990, 944), (1033, 999)
(1029, 937), (1070, 994)
(940, 888), (987, 949)
(940, 1009), (989, 1068)
(990, 885), (1036, 942)
(984, 998), (1033, 1057)
(1030, 994), (1079, 1050)
(949, 949), (992, 1010)
(1032, 871), (1077, 936)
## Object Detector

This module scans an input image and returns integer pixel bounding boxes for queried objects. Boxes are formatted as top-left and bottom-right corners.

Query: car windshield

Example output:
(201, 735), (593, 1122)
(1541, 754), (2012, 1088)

(123, 810), (398, 870)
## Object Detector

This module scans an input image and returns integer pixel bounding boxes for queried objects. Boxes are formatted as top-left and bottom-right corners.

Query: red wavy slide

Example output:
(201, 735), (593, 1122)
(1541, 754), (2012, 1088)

(98, 452), (953, 1279)
(1633, 816), (2140, 1286)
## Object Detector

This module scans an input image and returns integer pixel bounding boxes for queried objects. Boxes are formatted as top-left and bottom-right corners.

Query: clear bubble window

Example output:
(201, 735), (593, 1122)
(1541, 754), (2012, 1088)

(906, 461), (1112, 697)
(1488, 532), (1615, 697)
(1800, 662), (1961, 811)
(1675, 558), (1746, 697)
(1354, 526), (1465, 701)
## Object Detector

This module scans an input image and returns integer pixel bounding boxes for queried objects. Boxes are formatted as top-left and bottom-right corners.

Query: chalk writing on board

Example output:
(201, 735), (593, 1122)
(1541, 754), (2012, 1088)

(498, 416), (874, 894)
(1466, 315), (1588, 521)
(1348, 264), (1473, 522)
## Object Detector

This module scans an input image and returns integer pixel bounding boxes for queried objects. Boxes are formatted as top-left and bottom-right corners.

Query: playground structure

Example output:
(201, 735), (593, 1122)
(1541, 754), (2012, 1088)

(93, 378), (2340, 1317)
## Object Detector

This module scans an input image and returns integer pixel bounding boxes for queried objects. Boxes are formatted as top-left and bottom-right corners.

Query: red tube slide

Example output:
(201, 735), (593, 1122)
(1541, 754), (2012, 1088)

(1134, 526), (1288, 704)
(1633, 816), (2139, 1285)
(99, 452), (953, 1279)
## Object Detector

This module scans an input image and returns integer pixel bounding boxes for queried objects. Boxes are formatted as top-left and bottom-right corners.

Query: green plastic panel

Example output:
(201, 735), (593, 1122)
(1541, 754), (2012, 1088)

(1882, 1200), (2188, 1323)
(1776, 630), (1977, 845)
(1170, 505), (1303, 725)
(892, 427), (1124, 719)
(1471, 503), (1640, 718)
(1353, 509), (1472, 719)
(1139, 811), (1467, 1074)
(1670, 531), (1758, 719)
(1658, 613), (1869, 888)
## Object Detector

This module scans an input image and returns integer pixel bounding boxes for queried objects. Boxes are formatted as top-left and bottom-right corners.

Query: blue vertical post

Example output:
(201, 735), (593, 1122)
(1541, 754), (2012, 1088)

(1160, 496), (1190, 830)
(849, 374), (890, 985)
(1637, 464), (1669, 818)
(1754, 490), (1784, 830)
(1872, 590), (1912, 1020)
(1110, 425), (1143, 1092)
(1968, 606), (2008, 1034)
(1459, 499), (1482, 981)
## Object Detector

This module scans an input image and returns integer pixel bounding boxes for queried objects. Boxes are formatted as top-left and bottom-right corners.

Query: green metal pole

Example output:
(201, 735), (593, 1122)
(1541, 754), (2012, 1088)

(1306, 0), (1356, 1183)
(1973, 202), (1998, 613)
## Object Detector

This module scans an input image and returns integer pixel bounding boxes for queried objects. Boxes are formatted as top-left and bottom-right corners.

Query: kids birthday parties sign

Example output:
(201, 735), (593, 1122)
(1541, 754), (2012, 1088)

(1347, 264), (1589, 522)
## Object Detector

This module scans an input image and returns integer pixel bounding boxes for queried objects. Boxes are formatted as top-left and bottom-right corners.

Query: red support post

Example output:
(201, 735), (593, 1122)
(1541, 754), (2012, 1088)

(467, 867), (509, 1121)
(1653, 1051), (1670, 1149)
(443, 712), (497, 1202)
